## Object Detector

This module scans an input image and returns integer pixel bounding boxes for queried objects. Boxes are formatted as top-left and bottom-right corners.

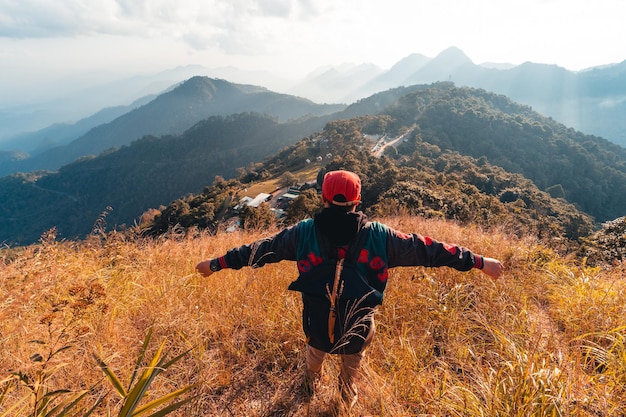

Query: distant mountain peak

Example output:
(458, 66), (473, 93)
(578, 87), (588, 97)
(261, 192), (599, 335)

(167, 76), (270, 99)
(432, 46), (473, 66)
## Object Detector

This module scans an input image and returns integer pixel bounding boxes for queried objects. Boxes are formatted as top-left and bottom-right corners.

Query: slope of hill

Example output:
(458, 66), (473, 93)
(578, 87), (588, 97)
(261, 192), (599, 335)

(0, 112), (331, 244)
(383, 84), (626, 222)
(0, 77), (345, 178)
(0, 150), (28, 163)
(3, 215), (626, 415)
(148, 118), (595, 249)
(266, 83), (626, 224)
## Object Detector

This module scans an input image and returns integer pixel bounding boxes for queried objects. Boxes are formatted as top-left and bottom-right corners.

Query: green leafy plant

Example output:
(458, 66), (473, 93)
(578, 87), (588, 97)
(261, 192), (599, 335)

(94, 328), (196, 417)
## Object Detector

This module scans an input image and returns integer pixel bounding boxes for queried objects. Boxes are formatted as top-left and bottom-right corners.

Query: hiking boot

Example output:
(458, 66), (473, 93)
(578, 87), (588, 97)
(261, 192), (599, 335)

(303, 370), (321, 399)
(338, 376), (358, 408)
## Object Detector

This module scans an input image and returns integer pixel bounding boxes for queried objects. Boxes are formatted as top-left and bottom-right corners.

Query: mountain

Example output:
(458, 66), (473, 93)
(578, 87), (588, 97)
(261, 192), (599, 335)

(0, 77), (345, 177)
(2, 83), (625, 246)
(292, 47), (626, 147)
(4, 47), (626, 157)
(148, 85), (612, 244)
(360, 53), (431, 96)
(0, 66), (209, 142)
(404, 47), (477, 84)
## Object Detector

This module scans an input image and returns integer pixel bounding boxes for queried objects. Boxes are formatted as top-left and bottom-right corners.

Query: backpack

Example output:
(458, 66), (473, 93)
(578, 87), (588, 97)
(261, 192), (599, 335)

(288, 222), (383, 354)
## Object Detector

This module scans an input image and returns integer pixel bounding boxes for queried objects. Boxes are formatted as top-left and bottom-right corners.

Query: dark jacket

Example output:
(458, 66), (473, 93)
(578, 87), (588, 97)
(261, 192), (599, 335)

(212, 208), (484, 274)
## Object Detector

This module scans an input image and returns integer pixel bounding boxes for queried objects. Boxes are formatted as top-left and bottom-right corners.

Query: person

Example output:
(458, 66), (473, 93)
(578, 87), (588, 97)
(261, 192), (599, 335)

(196, 170), (503, 407)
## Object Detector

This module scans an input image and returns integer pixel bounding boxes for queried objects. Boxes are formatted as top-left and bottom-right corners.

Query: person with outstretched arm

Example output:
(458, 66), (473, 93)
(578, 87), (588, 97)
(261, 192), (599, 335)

(196, 170), (503, 408)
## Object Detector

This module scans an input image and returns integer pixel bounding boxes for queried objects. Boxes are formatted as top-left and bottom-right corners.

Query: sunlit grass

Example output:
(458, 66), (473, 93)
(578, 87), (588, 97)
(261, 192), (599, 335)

(1, 216), (625, 416)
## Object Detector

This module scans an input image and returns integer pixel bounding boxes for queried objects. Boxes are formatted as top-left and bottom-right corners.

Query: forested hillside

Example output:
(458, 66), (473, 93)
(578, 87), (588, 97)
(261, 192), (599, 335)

(148, 121), (594, 251)
(382, 84), (626, 222)
(1, 83), (624, 246)
(0, 113), (326, 244)
(148, 84), (625, 246)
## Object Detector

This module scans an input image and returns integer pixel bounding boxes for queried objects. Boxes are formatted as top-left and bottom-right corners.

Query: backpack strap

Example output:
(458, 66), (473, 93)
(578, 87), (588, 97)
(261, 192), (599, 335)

(327, 257), (344, 343)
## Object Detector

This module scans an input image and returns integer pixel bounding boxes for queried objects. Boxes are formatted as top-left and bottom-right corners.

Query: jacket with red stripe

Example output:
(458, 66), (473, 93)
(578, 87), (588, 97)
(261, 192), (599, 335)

(214, 211), (484, 289)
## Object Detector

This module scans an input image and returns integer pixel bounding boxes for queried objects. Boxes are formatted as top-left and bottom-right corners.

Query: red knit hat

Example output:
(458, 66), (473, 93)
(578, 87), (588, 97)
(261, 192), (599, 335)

(322, 170), (361, 207)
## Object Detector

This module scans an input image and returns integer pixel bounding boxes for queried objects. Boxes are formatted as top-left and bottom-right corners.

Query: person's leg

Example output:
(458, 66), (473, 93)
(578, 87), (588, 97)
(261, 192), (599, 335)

(306, 344), (326, 374)
(339, 351), (362, 407)
(304, 344), (326, 397)
(339, 320), (376, 407)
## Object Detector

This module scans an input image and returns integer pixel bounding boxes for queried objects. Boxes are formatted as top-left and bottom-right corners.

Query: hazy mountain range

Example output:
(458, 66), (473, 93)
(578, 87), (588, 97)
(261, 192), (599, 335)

(292, 47), (626, 147)
(1, 46), (625, 160)
(1, 79), (625, 245)
(1, 46), (625, 245)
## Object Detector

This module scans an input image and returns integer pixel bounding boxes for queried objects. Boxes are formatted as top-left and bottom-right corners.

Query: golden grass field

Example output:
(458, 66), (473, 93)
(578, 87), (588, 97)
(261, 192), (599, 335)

(2, 216), (626, 416)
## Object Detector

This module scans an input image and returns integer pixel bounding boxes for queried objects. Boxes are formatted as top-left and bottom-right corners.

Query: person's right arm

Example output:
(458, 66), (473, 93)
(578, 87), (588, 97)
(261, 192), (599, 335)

(196, 223), (301, 277)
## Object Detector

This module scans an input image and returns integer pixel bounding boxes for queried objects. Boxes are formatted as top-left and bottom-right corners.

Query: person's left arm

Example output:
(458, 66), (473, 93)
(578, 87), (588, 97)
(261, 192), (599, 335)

(385, 225), (503, 278)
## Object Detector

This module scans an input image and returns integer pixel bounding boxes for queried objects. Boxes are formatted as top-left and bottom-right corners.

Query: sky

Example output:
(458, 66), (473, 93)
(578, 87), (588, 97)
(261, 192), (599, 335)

(1, 0), (625, 109)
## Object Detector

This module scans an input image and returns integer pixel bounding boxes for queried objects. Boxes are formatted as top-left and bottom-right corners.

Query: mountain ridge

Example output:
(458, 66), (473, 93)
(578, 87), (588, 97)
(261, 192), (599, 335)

(0, 77), (345, 177)
(291, 47), (626, 146)
(3, 47), (626, 154)
(1, 82), (624, 246)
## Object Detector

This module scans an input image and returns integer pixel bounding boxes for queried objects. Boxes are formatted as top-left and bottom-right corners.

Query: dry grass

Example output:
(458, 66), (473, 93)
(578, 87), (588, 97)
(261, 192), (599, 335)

(1, 216), (625, 416)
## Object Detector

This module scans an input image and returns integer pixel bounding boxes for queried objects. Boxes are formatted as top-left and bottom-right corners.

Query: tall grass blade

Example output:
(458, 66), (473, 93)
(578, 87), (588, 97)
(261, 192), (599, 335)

(37, 393), (53, 416)
(131, 385), (197, 417)
(42, 363), (69, 384)
(93, 354), (127, 398)
(118, 339), (166, 417)
(157, 348), (193, 372)
(140, 395), (197, 417)
(129, 328), (154, 392)
(81, 393), (105, 417)
(45, 389), (89, 417)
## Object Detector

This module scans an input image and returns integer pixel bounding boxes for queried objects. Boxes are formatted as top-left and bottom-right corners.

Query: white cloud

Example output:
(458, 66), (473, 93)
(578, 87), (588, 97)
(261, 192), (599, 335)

(0, 2), (132, 39)
(0, 0), (625, 100)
